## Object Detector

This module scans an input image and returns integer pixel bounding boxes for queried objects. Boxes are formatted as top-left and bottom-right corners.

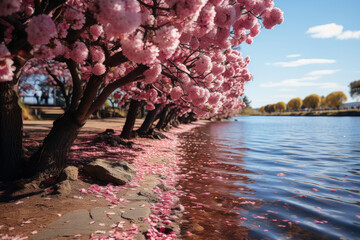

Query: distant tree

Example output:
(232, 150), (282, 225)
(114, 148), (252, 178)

(242, 96), (252, 109)
(258, 106), (265, 113)
(264, 104), (271, 113)
(276, 101), (286, 112)
(325, 91), (347, 109)
(287, 97), (302, 111)
(303, 94), (321, 110)
(350, 80), (360, 99)
(269, 104), (276, 113)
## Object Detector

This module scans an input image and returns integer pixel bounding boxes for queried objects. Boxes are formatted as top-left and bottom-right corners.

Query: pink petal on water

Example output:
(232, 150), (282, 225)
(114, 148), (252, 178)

(312, 188), (319, 192)
(277, 173), (286, 177)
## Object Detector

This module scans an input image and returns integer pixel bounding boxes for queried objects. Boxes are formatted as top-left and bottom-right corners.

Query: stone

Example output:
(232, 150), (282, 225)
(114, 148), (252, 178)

(55, 180), (71, 196)
(121, 201), (151, 222)
(193, 223), (204, 232)
(59, 166), (78, 181)
(83, 159), (136, 185)
(31, 209), (95, 240)
(89, 207), (124, 225)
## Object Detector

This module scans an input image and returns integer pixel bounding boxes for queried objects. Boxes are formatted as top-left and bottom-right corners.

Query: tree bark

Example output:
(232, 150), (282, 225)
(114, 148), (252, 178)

(162, 108), (178, 130)
(0, 82), (23, 181)
(155, 104), (170, 130)
(26, 113), (82, 179)
(120, 100), (141, 139)
(137, 104), (162, 134)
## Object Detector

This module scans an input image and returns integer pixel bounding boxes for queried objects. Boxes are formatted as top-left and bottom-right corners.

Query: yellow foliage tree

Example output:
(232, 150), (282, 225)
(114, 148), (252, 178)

(303, 94), (321, 109)
(325, 91), (347, 109)
(276, 102), (286, 112)
(258, 106), (265, 113)
(287, 98), (303, 111)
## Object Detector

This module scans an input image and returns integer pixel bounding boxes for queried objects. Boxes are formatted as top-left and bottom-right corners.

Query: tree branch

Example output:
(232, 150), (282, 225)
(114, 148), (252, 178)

(66, 59), (82, 111)
(104, 52), (128, 67)
(88, 65), (148, 115)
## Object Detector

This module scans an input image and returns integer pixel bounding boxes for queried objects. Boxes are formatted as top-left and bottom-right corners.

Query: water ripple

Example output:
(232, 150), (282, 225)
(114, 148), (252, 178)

(179, 116), (360, 240)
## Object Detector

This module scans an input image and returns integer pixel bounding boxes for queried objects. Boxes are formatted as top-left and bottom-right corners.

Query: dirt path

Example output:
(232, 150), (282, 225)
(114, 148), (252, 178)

(0, 118), (205, 240)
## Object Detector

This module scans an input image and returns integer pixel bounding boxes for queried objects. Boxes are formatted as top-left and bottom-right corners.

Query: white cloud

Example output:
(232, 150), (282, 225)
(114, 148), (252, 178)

(272, 58), (336, 67)
(306, 23), (343, 38)
(337, 30), (360, 40)
(306, 23), (360, 40)
(286, 54), (301, 58)
(306, 69), (341, 76)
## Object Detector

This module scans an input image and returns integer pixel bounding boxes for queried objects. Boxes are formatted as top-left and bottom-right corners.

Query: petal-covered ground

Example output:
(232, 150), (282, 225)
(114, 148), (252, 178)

(0, 119), (206, 240)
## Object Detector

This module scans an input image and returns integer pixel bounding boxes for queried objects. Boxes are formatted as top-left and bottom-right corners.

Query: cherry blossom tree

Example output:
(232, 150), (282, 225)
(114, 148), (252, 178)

(0, 0), (283, 181)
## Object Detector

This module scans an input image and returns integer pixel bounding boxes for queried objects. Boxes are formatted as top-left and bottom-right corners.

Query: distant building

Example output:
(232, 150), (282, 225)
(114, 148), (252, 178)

(343, 102), (360, 109)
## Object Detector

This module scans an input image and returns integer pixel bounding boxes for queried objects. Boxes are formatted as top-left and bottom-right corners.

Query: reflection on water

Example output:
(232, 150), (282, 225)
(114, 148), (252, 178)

(178, 116), (360, 240)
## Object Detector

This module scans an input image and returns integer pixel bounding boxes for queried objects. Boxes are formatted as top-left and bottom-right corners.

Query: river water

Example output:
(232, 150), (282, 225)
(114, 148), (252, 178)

(177, 116), (360, 240)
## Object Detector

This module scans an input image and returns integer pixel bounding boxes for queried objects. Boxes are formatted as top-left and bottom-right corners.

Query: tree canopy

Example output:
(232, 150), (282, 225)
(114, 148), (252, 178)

(350, 80), (360, 99)
(0, 0), (284, 181)
(287, 97), (302, 111)
(275, 101), (286, 112)
(325, 91), (347, 109)
(303, 94), (321, 109)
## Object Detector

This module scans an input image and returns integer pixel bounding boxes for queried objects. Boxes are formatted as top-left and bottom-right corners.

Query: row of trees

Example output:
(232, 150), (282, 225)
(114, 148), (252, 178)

(0, 0), (283, 182)
(259, 91), (348, 113)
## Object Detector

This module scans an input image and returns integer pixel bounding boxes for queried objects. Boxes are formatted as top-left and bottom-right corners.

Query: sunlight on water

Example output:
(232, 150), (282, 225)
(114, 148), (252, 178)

(178, 116), (360, 240)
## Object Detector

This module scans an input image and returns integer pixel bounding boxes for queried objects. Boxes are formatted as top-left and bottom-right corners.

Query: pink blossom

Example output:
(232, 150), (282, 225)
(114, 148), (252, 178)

(208, 93), (221, 105)
(92, 63), (106, 75)
(89, 25), (104, 41)
(95, 0), (141, 36)
(262, 7), (284, 29)
(121, 34), (159, 65)
(195, 55), (212, 74)
(64, 8), (85, 30)
(170, 87), (183, 100)
(69, 41), (88, 64)
(56, 22), (69, 38)
(52, 39), (67, 56)
(146, 103), (155, 111)
(189, 86), (209, 105)
(250, 23), (261, 37)
(0, 44), (15, 82)
(194, 5), (216, 37)
(26, 14), (57, 45)
(171, 0), (207, 20)
(144, 64), (162, 84)
(214, 5), (236, 28)
(235, 13), (257, 30)
(90, 46), (105, 63)
(0, 0), (21, 16)
(146, 89), (158, 102)
(190, 37), (200, 49)
(153, 26), (180, 51)
(246, 37), (253, 44)
(212, 64), (225, 76)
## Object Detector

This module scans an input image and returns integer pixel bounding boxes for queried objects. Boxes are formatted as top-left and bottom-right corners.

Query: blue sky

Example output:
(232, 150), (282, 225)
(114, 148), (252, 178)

(241, 0), (360, 108)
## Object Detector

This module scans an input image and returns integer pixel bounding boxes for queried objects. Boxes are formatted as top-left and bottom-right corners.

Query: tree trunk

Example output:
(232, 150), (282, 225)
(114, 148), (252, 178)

(0, 82), (23, 181)
(137, 104), (162, 134)
(155, 104), (170, 130)
(162, 108), (177, 129)
(120, 100), (141, 139)
(26, 113), (82, 179)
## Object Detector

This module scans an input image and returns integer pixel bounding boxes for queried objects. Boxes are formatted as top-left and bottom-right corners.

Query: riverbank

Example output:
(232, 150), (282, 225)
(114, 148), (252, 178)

(239, 109), (360, 116)
(0, 119), (207, 240)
